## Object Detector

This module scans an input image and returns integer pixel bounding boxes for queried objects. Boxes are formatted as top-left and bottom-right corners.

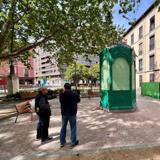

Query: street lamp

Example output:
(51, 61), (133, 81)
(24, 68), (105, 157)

(74, 61), (77, 90)
(73, 54), (79, 90)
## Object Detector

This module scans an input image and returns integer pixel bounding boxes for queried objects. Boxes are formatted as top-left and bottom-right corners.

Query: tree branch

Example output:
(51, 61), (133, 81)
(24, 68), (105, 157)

(14, 0), (30, 23)
(0, 0), (17, 51)
(0, 35), (52, 60)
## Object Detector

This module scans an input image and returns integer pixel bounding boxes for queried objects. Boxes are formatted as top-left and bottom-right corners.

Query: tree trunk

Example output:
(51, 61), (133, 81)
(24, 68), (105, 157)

(7, 62), (19, 95)
(7, 0), (19, 96)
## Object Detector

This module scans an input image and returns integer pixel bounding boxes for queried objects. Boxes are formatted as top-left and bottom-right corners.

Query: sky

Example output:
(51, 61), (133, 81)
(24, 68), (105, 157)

(113, 0), (155, 30)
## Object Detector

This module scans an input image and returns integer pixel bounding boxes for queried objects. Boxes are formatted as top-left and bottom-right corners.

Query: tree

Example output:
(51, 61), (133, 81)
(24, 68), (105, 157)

(89, 64), (100, 82)
(0, 0), (147, 60)
(64, 63), (89, 83)
(0, 0), (148, 94)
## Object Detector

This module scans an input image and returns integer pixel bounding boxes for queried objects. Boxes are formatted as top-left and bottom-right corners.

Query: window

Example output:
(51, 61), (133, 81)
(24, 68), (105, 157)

(112, 58), (129, 90)
(149, 55), (155, 70)
(150, 73), (155, 82)
(139, 26), (143, 39)
(24, 68), (29, 77)
(41, 62), (46, 65)
(149, 35), (155, 51)
(132, 63), (135, 89)
(150, 16), (155, 31)
(139, 59), (143, 71)
(131, 34), (134, 45)
(139, 43), (143, 55)
(101, 60), (110, 90)
(139, 75), (143, 86)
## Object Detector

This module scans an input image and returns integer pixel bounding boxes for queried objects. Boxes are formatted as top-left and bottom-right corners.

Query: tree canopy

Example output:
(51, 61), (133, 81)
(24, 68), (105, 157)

(0, 0), (147, 65)
(64, 63), (89, 82)
(89, 64), (100, 81)
(64, 63), (100, 83)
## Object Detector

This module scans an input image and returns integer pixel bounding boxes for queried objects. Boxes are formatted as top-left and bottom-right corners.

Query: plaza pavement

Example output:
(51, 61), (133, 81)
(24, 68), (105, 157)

(0, 96), (160, 160)
(0, 100), (17, 120)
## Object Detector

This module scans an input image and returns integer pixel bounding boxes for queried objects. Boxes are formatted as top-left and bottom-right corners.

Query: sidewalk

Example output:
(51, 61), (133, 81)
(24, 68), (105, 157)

(0, 108), (16, 120)
(0, 96), (160, 160)
(0, 99), (17, 120)
(0, 99), (35, 120)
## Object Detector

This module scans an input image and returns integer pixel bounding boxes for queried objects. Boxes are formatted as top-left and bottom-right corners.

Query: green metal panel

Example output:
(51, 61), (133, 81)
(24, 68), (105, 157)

(100, 48), (112, 109)
(108, 91), (133, 110)
(132, 90), (136, 106)
(109, 45), (132, 65)
(141, 82), (160, 99)
(100, 90), (109, 109)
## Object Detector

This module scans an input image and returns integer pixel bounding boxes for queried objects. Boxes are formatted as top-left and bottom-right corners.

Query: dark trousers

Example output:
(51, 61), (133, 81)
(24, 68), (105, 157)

(37, 116), (50, 141)
(36, 119), (41, 139)
(60, 116), (77, 145)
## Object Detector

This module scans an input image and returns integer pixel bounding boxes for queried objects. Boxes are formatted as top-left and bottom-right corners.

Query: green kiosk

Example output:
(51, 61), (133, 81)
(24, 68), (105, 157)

(100, 44), (136, 112)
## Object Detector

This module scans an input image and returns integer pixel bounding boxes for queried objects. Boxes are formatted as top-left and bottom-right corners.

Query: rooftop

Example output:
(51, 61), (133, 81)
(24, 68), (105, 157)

(124, 2), (155, 37)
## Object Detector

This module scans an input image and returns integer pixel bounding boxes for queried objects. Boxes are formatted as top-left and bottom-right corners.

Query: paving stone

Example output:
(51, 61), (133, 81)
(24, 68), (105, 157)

(0, 96), (160, 160)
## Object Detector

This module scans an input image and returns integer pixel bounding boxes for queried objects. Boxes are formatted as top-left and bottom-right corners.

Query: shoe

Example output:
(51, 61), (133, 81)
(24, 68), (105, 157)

(47, 137), (53, 140)
(36, 135), (41, 140)
(36, 137), (41, 141)
(60, 144), (65, 148)
(41, 137), (53, 144)
(70, 140), (79, 148)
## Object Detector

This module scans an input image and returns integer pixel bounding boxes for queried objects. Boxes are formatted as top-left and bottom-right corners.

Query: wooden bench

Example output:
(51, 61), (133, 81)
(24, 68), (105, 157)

(15, 101), (33, 123)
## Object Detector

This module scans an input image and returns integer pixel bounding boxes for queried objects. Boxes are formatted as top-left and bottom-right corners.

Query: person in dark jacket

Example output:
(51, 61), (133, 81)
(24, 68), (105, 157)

(35, 87), (52, 144)
(59, 83), (80, 148)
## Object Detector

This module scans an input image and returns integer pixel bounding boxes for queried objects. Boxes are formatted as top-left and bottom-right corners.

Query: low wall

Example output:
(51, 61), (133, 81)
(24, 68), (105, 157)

(141, 82), (160, 99)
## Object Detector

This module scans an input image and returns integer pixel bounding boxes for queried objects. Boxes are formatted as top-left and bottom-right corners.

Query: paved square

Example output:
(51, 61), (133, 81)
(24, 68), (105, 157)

(0, 96), (160, 160)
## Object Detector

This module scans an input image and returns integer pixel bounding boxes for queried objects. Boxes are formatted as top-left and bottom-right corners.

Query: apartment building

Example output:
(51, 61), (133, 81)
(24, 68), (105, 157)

(0, 61), (9, 87)
(78, 54), (99, 67)
(34, 48), (63, 87)
(0, 58), (34, 86)
(124, 3), (160, 89)
(15, 57), (34, 85)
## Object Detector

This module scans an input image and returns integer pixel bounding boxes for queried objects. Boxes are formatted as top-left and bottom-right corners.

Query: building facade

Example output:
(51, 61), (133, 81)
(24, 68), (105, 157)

(124, 3), (160, 90)
(77, 54), (99, 85)
(0, 61), (9, 87)
(78, 54), (99, 67)
(0, 58), (34, 86)
(34, 48), (63, 87)
(15, 57), (34, 85)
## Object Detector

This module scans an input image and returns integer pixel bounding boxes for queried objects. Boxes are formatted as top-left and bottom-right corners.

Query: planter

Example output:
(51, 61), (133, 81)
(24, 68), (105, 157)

(20, 91), (38, 100)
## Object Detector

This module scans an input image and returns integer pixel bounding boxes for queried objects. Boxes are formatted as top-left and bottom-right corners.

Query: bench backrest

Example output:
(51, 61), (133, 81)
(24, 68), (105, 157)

(15, 101), (32, 113)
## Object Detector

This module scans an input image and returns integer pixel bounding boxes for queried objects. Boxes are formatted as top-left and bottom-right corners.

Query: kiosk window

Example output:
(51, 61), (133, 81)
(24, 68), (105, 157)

(132, 62), (135, 90)
(112, 58), (129, 90)
(101, 60), (110, 90)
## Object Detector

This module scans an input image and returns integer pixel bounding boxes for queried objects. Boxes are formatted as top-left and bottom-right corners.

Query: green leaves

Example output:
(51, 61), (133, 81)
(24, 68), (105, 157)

(64, 63), (100, 83)
(0, 0), (141, 65)
(64, 63), (89, 81)
(89, 64), (100, 80)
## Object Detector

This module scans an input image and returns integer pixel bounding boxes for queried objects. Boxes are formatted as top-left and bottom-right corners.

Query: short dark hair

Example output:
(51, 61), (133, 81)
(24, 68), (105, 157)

(64, 83), (71, 90)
